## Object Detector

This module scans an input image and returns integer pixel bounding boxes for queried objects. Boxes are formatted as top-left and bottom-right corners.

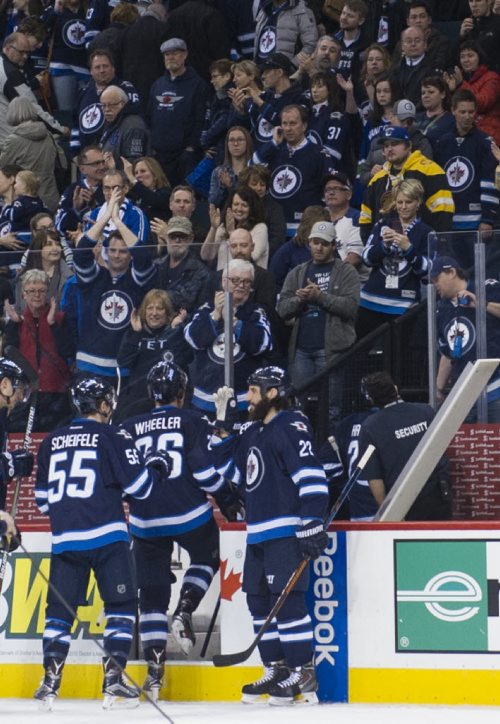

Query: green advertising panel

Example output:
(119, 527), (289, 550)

(395, 540), (494, 653)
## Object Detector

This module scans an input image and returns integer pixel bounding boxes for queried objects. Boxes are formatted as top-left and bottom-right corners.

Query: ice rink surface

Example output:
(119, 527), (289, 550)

(2, 700), (500, 724)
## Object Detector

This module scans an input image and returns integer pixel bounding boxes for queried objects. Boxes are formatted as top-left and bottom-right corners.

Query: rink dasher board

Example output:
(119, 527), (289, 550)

(4, 525), (500, 704)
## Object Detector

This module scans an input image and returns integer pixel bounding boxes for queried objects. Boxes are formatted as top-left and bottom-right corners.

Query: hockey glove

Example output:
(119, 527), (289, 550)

(214, 482), (245, 522)
(0, 526), (21, 553)
(214, 386), (240, 433)
(296, 521), (328, 560)
(145, 450), (173, 482)
(0, 450), (34, 480)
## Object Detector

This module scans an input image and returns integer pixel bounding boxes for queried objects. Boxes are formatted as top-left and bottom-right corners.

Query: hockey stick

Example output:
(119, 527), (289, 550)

(212, 443), (375, 668)
(200, 596), (221, 658)
(0, 347), (39, 595)
(10, 536), (175, 723)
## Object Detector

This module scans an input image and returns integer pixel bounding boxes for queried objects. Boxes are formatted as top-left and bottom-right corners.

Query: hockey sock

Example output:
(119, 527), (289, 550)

(247, 593), (285, 664)
(139, 611), (168, 651)
(104, 613), (135, 669)
(42, 618), (71, 666)
(276, 591), (314, 668)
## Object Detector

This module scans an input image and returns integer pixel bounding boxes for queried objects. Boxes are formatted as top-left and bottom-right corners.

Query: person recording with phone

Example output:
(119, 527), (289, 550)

(356, 178), (431, 339)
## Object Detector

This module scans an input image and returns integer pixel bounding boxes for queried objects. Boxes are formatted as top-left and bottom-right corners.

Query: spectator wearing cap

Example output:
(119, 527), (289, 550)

(242, 52), (305, 150)
(277, 218), (359, 425)
(360, 125), (454, 243)
(162, 0), (231, 83)
(253, 103), (332, 238)
(153, 216), (211, 313)
(389, 25), (434, 109)
(431, 254), (500, 422)
(323, 172), (369, 283)
(391, 99), (434, 160)
(254, 0), (318, 67)
(99, 85), (150, 168)
(434, 89), (499, 270)
(357, 178), (432, 339)
(147, 37), (209, 187)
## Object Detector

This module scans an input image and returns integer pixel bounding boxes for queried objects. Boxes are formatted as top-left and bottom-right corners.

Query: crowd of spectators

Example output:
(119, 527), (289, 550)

(0, 0), (498, 433)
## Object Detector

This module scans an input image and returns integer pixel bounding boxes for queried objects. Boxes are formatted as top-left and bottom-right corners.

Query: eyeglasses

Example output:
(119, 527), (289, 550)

(9, 45), (30, 55)
(101, 101), (124, 109)
(324, 186), (348, 194)
(167, 233), (190, 241)
(226, 277), (252, 288)
(103, 184), (124, 192)
(228, 137), (246, 144)
(35, 223), (55, 231)
(23, 287), (47, 296)
(82, 159), (106, 167)
(402, 37), (425, 45)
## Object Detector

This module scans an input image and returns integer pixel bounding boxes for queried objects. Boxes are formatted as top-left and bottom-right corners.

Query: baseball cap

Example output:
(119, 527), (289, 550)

(166, 216), (193, 236)
(309, 221), (336, 243)
(259, 52), (296, 75)
(376, 125), (411, 145)
(429, 255), (462, 279)
(160, 37), (187, 54)
(323, 171), (352, 191)
(393, 99), (416, 121)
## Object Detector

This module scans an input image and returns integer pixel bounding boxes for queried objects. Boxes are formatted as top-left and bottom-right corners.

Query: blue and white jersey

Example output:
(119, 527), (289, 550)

(436, 279), (500, 402)
(35, 418), (152, 553)
(434, 125), (499, 230)
(224, 409), (328, 544)
(84, 198), (150, 244)
(307, 104), (349, 167)
(121, 406), (225, 538)
(40, 6), (89, 79)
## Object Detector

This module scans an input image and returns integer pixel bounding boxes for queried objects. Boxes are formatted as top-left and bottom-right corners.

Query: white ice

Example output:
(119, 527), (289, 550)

(1, 700), (500, 724)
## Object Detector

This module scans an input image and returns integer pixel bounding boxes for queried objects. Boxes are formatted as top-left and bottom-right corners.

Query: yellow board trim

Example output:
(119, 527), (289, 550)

(350, 668), (500, 706)
(0, 663), (261, 701)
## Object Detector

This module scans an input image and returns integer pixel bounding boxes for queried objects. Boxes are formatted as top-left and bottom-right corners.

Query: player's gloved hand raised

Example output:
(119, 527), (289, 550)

(296, 520), (328, 560)
(214, 483), (245, 522)
(0, 450), (34, 480)
(214, 386), (240, 433)
(144, 450), (173, 482)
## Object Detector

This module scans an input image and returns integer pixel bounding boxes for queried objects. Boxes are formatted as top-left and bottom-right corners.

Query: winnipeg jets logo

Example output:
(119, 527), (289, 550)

(63, 20), (86, 48)
(208, 333), (243, 364)
(80, 103), (104, 132)
(257, 117), (273, 141)
(444, 317), (475, 356)
(246, 447), (264, 491)
(259, 28), (276, 55)
(156, 94), (184, 108)
(445, 156), (474, 192)
(99, 290), (133, 330)
(291, 421), (308, 432)
(271, 165), (302, 199)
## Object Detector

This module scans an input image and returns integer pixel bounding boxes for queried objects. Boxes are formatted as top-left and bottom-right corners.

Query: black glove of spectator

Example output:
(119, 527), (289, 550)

(0, 526), (21, 553)
(296, 520), (328, 560)
(0, 450), (34, 480)
(144, 450), (173, 482)
(214, 482), (245, 522)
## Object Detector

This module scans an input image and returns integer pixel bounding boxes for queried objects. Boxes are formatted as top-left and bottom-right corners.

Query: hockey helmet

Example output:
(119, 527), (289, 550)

(247, 366), (290, 398)
(0, 357), (31, 401)
(147, 357), (187, 403)
(70, 376), (117, 415)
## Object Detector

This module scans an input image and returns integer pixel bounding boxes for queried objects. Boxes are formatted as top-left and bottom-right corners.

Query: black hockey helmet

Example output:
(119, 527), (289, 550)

(0, 357), (31, 401)
(147, 356), (188, 403)
(70, 376), (117, 415)
(247, 366), (290, 398)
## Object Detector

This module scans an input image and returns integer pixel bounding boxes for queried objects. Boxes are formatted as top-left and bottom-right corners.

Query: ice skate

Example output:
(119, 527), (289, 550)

(142, 647), (166, 701)
(102, 657), (140, 709)
(268, 662), (318, 706)
(34, 658), (64, 711)
(171, 610), (196, 655)
(241, 661), (289, 704)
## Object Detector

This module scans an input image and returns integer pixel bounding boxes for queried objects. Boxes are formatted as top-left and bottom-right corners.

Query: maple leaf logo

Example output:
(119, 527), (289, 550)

(220, 559), (242, 601)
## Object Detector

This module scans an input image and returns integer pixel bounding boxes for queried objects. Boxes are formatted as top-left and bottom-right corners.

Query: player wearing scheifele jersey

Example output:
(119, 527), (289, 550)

(121, 359), (243, 699)
(214, 367), (328, 706)
(33, 377), (168, 712)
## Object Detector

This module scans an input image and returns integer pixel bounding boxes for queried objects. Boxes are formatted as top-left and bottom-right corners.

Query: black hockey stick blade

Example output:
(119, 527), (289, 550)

(212, 444), (375, 668)
(4, 345), (39, 390)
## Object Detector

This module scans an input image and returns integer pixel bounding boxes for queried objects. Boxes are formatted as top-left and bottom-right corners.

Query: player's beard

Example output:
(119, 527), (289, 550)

(248, 395), (274, 422)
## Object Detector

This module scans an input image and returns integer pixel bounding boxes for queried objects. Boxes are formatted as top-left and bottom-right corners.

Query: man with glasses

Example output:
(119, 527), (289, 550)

(99, 85), (150, 168)
(85, 169), (150, 244)
(389, 26), (433, 108)
(71, 50), (141, 155)
(184, 258), (272, 414)
(277, 220), (359, 425)
(0, 32), (68, 146)
(154, 216), (210, 313)
(55, 144), (106, 235)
